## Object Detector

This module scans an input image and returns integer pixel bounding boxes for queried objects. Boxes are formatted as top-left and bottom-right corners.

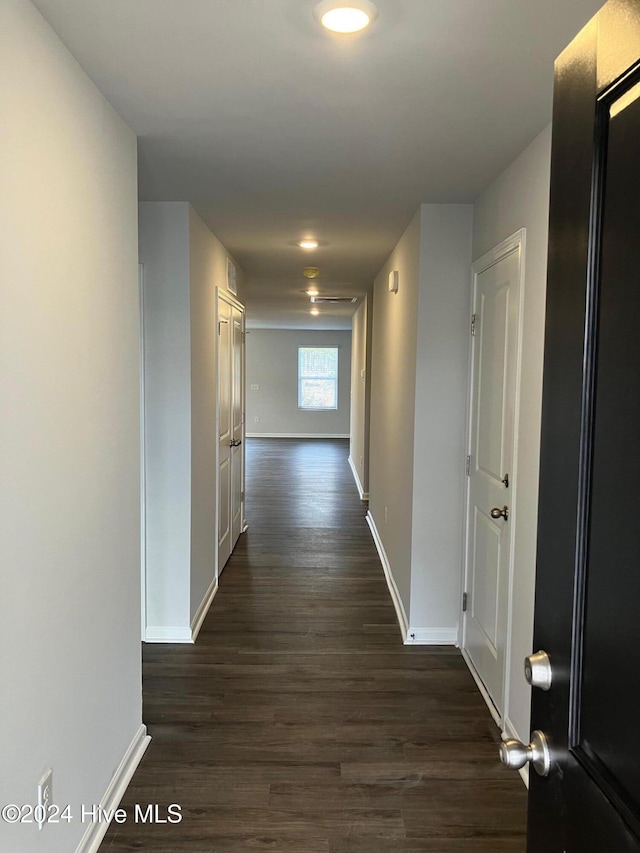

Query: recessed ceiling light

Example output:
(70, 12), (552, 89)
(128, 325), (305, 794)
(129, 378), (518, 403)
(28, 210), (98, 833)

(310, 308), (320, 316)
(303, 267), (320, 279)
(314, 0), (378, 34)
(306, 288), (320, 297)
(298, 239), (319, 250)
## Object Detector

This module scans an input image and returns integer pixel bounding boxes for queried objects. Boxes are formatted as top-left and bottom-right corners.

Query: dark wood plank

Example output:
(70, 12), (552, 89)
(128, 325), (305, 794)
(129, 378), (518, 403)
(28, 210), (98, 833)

(102, 438), (526, 851)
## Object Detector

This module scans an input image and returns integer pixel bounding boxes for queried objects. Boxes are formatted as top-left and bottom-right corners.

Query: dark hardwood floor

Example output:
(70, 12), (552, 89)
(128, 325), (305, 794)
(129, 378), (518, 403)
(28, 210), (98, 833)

(102, 438), (527, 852)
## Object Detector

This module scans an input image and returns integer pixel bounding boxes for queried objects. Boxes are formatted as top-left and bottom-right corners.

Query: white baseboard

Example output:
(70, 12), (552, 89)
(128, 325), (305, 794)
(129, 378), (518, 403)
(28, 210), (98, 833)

(75, 725), (150, 853)
(503, 715), (529, 789)
(405, 627), (458, 645)
(366, 511), (409, 642)
(461, 647), (502, 727)
(245, 433), (350, 439)
(190, 576), (218, 642)
(144, 626), (193, 643)
(347, 455), (369, 501)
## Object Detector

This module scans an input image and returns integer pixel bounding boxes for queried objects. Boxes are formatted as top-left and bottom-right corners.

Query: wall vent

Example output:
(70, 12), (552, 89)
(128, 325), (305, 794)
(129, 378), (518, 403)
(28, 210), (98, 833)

(310, 296), (358, 304)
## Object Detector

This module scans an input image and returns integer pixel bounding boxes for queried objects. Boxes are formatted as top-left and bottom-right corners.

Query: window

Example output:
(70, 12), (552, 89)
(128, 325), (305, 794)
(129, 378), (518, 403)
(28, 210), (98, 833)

(298, 347), (338, 410)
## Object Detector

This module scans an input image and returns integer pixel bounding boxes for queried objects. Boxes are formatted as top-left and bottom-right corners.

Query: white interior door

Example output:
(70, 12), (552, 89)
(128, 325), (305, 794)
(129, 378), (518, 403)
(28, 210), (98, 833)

(217, 290), (245, 576)
(463, 232), (523, 720)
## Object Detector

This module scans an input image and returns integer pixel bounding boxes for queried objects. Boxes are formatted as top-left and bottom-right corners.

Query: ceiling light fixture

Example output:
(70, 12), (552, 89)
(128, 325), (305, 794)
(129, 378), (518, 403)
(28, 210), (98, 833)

(303, 267), (320, 279)
(310, 308), (320, 316)
(306, 288), (320, 297)
(314, 0), (378, 34)
(298, 239), (319, 250)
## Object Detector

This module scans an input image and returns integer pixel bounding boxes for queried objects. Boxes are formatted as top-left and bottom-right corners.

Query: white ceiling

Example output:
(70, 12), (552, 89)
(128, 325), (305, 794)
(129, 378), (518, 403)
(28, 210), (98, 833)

(32, 0), (603, 328)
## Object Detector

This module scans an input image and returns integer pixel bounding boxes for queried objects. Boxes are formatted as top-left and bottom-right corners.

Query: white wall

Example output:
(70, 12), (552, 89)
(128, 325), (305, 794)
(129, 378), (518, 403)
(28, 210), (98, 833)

(368, 206), (473, 640)
(410, 206), (473, 640)
(139, 203), (192, 636)
(139, 202), (244, 639)
(246, 330), (352, 437)
(472, 125), (552, 745)
(349, 297), (371, 498)
(369, 211), (422, 616)
(0, 1), (144, 850)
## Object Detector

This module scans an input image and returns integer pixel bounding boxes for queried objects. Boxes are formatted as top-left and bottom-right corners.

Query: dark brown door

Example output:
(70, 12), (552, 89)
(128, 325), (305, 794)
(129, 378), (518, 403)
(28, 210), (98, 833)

(528, 1), (640, 850)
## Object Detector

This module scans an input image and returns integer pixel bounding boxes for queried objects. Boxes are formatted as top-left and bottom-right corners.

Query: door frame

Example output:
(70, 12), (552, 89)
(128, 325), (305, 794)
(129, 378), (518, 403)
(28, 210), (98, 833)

(138, 262), (147, 640)
(460, 228), (527, 733)
(215, 287), (246, 581)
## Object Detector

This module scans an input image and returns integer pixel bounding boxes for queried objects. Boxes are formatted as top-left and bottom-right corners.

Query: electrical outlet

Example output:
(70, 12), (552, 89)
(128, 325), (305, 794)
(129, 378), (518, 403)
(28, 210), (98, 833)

(254, 416), (260, 423)
(250, 384), (260, 391)
(37, 769), (52, 830)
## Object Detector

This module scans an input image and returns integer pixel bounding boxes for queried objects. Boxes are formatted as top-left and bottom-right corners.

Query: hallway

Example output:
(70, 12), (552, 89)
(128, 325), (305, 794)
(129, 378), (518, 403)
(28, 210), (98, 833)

(103, 438), (527, 852)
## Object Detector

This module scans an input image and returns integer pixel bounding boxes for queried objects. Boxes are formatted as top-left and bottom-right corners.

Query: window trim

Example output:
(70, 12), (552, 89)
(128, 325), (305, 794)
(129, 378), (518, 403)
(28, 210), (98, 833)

(297, 346), (339, 411)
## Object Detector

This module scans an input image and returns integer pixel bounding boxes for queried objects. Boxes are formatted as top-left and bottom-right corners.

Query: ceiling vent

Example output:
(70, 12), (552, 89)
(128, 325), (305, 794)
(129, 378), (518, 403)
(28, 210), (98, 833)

(310, 296), (358, 304)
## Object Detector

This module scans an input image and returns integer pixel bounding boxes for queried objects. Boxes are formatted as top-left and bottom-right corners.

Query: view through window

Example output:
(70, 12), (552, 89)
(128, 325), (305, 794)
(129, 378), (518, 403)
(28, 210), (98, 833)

(298, 347), (338, 410)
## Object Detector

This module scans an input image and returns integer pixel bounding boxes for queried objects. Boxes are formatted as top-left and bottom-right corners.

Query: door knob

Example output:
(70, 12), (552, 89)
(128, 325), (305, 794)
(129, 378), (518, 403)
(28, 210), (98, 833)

(499, 730), (551, 777)
(490, 506), (509, 521)
(525, 650), (553, 690)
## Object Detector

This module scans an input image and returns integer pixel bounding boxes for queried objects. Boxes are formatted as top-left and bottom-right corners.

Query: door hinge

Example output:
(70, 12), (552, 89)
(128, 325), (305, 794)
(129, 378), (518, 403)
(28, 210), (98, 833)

(471, 314), (477, 336)
(462, 592), (468, 612)
(240, 491), (245, 502)
(466, 455), (471, 476)
(241, 331), (246, 343)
